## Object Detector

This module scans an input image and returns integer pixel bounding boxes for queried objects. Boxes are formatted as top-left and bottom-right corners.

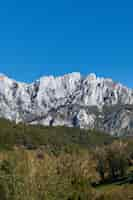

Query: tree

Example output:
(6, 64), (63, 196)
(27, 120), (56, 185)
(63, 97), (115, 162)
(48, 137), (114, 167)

(95, 141), (128, 183)
(106, 141), (128, 180)
(95, 147), (108, 183)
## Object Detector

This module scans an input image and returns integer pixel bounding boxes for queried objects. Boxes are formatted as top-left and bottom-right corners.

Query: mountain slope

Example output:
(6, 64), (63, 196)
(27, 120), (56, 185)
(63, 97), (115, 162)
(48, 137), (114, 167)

(0, 72), (133, 136)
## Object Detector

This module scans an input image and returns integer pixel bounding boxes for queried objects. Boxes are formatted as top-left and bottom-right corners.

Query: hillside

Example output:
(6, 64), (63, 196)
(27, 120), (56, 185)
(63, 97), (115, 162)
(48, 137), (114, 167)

(0, 118), (113, 150)
(0, 119), (132, 199)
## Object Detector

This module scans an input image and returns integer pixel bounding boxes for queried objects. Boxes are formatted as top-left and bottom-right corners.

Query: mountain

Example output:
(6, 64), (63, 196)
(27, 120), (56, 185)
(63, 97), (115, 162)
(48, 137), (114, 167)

(0, 72), (133, 136)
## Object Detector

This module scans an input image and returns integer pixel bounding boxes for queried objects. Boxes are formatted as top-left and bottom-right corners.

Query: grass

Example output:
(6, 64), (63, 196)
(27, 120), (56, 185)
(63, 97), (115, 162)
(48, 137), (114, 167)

(96, 183), (123, 192)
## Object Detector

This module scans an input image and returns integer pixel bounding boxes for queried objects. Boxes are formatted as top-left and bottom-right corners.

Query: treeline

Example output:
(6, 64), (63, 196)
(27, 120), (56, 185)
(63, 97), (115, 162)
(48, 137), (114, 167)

(0, 118), (113, 151)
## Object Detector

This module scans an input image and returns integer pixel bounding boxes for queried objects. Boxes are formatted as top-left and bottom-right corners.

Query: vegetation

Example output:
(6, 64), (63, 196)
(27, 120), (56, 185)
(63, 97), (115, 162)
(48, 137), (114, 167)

(0, 118), (132, 199)
(0, 118), (113, 151)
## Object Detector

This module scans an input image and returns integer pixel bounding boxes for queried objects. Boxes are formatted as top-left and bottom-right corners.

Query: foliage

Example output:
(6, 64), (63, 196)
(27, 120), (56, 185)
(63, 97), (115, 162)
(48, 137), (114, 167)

(0, 118), (132, 199)
(95, 141), (129, 182)
(0, 118), (113, 151)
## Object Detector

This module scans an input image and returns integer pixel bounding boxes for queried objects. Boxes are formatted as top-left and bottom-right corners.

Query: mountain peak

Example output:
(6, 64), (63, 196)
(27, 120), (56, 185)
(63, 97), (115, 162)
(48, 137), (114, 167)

(87, 73), (97, 81)
(0, 73), (9, 80)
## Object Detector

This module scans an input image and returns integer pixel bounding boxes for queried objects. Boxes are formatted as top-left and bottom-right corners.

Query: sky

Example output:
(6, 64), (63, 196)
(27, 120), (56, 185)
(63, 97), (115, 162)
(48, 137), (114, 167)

(0, 0), (133, 87)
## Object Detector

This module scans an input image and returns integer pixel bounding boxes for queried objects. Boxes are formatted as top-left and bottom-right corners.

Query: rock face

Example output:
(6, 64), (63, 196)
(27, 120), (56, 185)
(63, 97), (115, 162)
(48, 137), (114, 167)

(0, 72), (133, 136)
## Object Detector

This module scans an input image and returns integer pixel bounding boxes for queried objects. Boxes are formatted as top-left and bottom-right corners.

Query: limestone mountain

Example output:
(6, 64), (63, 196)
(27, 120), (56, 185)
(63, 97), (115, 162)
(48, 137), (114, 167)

(0, 72), (133, 136)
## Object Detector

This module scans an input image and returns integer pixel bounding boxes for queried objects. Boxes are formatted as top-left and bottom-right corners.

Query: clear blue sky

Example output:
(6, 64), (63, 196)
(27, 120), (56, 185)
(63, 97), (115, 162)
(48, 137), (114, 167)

(0, 0), (133, 87)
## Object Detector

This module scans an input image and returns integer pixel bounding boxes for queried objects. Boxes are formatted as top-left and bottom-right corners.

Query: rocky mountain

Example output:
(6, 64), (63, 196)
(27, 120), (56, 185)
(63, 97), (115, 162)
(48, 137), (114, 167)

(0, 72), (133, 136)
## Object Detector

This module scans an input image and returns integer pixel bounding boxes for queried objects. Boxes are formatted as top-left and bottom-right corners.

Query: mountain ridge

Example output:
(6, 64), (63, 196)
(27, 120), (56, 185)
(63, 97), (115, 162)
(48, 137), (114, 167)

(0, 72), (133, 136)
